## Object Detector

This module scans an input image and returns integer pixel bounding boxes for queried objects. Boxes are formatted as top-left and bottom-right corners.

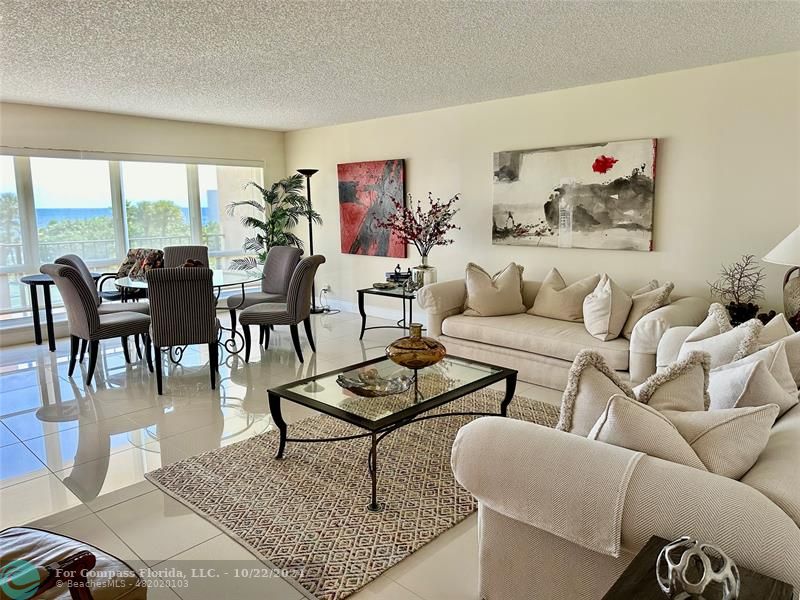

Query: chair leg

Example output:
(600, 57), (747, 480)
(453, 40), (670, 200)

(79, 338), (87, 363)
(144, 334), (153, 373)
(263, 325), (270, 349)
(68, 335), (79, 376)
(229, 309), (237, 340)
(259, 325), (265, 345)
(134, 334), (142, 359)
(209, 343), (218, 389)
(154, 346), (163, 395)
(243, 325), (251, 363)
(303, 317), (316, 353)
(121, 336), (131, 364)
(290, 324), (304, 363)
(86, 340), (100, 385)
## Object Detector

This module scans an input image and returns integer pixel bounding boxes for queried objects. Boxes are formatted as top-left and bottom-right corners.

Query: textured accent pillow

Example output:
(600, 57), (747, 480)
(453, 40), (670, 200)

(462, 262), (526, 317)
(677, 318), (763, 369)
(582, 274), (633, 341)
(758, 313), (795, 346)
(684, 302), (733, 343)
(621, 280), (674, 339)
(588, 395), (708, 471)
(663, 404), (780, 479)
(556, 350), (635, 436)
(779, 332), (800, 386)
(709, 359), (798, 417)
(530, 268), (601, 322)
(634, 351), (710, 411)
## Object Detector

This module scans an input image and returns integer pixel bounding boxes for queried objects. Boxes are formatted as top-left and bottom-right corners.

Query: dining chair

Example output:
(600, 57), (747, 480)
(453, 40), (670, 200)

(144, 267), (219, 395)
(56, 254), (150, 362)
(226, 246), (302, 338)
(163, 245), (209, 268)
(239, 255), (326, 363)
(40, 264), (151, 385)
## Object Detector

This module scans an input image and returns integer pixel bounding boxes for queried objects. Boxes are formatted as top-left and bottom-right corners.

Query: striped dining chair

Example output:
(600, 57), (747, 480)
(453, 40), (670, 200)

(239, 255), (326, 363)
(40, 264), (151, 385)
(145, 267), (219, 395)
(163, 245), (209, 268)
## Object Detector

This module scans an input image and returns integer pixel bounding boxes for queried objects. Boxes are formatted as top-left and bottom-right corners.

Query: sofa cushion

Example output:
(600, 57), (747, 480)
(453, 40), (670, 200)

(634, 351), (710, 411)
(740, 403), (800, 525)
(678, 318), (763, 369)
(582, 274), (632, 342)
(529, 268), (600, 322)
(759, 313), (795, 345)
(622, 280), (674, 339)
(462, 262), (526, 317)
(442, 313), (630, 370)
(709, 359), (798, 417)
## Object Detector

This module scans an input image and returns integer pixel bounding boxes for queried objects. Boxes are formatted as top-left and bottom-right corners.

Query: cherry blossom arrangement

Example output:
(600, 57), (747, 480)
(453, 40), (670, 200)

(377, 192), (460, 259)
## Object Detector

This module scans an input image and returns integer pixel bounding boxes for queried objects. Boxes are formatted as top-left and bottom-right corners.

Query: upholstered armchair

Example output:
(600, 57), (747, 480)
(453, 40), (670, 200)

(226, 246), (302, 338)
(239, 255), (326, 363)
(163, 245), (209, 268)
(40, 264), (151, 385)
(144, 267), (219, 395)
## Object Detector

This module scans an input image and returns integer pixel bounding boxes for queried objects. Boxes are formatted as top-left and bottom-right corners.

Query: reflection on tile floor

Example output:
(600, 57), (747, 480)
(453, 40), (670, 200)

(0, 310), (557, 600)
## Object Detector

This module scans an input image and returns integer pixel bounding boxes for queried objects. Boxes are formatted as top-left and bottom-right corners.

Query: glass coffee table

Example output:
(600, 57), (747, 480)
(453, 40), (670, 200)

(268, 355), (517, 512)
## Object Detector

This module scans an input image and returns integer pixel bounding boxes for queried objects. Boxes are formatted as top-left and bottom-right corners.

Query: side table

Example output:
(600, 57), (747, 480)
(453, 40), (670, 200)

(21, 272), (100, 352)
(357, 287), (417, 340)
(602, 536), (793, 600)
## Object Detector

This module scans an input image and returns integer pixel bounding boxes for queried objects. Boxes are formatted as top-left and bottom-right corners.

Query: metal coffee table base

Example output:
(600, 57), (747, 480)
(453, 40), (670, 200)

(268, 374), (516, 512)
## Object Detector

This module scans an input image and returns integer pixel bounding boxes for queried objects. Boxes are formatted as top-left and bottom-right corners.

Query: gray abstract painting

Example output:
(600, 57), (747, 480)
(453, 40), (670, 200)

(492, 139), (657, 251)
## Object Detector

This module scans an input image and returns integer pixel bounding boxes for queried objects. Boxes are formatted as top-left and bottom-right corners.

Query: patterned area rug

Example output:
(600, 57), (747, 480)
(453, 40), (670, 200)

(146, 388), (559, 599)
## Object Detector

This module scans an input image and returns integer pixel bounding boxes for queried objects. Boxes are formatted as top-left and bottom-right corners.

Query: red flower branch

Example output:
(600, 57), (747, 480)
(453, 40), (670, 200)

(376, 192), (460, 258)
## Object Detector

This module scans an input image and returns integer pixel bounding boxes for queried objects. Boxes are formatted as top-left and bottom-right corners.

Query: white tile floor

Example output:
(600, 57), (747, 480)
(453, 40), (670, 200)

(0, 310), (561, 599)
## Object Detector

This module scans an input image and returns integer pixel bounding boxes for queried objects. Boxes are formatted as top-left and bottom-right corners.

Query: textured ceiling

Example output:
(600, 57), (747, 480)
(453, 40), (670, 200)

(1, 1), (799, 131)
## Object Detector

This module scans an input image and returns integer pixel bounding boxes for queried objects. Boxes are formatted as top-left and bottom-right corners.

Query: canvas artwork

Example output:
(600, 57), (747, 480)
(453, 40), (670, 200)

(492, 139), (657, 251)
(337, 159), (406, 257)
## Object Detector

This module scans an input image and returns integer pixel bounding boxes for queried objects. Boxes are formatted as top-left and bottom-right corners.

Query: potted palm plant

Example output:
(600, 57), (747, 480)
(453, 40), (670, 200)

(227, 174), (321, 269)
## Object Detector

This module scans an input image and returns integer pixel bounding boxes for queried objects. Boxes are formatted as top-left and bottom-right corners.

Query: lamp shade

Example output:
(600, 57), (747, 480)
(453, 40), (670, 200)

(764, 226), (800, 267)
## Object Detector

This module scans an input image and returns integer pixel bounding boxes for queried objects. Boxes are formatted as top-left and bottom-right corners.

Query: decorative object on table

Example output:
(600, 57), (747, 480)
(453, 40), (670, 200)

(337, 159), (406, 257)
(763, 225), (800, 330)
(656, 536), (740, 600)
(386, 263), (413, 284)
(372, 282), (396, 290)
(492, 138), (657, 251)
(708, 254), (766, 326)
(385, 323), (446, 370)
(297, 168), (325, 314)
(227, 174), (322, 269)
(181, 258), (204, 268)
(377, 192), (461, 289)
(336, 367), (413, 397)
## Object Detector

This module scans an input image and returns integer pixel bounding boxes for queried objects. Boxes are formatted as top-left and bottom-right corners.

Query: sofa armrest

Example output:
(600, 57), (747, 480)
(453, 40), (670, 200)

(630, 296), (709, 355)
(656, 325), (695, 368)
(452, 417), (800, 588)
(416, 279), (466, 336)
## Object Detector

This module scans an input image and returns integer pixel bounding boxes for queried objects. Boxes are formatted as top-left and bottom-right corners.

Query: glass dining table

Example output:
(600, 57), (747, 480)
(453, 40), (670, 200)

(115, 269), (263, 356)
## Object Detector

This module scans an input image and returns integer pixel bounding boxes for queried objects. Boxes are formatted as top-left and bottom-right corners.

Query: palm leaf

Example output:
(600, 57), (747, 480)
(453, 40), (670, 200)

(229, 256), (260, 270)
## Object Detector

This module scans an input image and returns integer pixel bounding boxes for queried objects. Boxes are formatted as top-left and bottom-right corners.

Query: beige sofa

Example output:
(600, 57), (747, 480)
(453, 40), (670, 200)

(452, 408), (800, 599)
(417, 278), (709, 389)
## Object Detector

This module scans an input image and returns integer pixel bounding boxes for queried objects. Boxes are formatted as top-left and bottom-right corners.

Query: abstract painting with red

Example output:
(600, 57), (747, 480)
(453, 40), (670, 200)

(337, 159), (406, 257)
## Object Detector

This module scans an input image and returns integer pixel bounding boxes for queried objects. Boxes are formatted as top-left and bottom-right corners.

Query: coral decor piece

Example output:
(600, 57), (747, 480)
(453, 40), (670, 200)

(708, 254), (767, 325)
(337, 159), (406, 257)
(493, 138), (657, 251)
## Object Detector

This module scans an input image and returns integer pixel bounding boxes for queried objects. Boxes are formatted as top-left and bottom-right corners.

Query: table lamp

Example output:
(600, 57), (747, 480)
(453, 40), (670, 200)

(763, 225), (800, 322)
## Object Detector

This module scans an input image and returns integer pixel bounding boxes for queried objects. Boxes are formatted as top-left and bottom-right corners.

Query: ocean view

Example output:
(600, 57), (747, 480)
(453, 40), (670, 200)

(35, 206), (208, 224)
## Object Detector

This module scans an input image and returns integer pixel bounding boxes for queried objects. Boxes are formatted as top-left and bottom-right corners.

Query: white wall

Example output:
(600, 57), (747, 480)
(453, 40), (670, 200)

(0, 103), (286, 183)
(286, 52), (800, 316)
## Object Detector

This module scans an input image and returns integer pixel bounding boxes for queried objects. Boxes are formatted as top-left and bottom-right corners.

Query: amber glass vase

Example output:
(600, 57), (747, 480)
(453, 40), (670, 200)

(385, 323), (446, 370)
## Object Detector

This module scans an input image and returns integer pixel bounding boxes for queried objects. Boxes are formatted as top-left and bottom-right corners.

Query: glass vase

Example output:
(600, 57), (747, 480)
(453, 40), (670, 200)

(412, 255), (437, 289)
(385, 323), (446, 370)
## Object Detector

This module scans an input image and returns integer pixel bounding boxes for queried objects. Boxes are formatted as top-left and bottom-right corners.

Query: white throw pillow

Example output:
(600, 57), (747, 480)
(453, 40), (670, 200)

(759, 313), (795, 345)
(462, 262), (526, 317)
(530, 268), (601, 323)
(708, 359), (798, 417)
(621, 280), (674, 339)
(582, 274), (633, 341)
(663, 404), (780, 479)
(588, 394), (708, 471)
(710, 340), (797, 400)
(678, 319), (763, 369)
(684, 303), (733, 342)
(634, 351), (710, 411)
(556, 350), (635, 436)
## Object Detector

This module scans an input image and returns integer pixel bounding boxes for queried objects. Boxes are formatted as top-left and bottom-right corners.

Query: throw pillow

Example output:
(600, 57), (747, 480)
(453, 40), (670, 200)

(780, 332), (800, 386)
(588, 394), (708, 472)
(556, 350), (635, 436)
(759, 313), (795, 346)
(117, 248), (149, 278)
(128, 249), (164, 279)
(663, 404), (780, 479)
(708, 359), (798, 417)
(462, 262), (526, 317)
(634, 351), (710, 411)
(530, 268), (600, 322)
(621, 280), (674, 339)
(684, 302), (733, 342)
(710, 340), (797, 400)
(582, 274), (633, 341)
(677, 318), (763, 369)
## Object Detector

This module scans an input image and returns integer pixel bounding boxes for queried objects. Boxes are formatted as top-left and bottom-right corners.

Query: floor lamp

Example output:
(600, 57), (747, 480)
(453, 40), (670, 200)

(297, 168), (324, 314)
